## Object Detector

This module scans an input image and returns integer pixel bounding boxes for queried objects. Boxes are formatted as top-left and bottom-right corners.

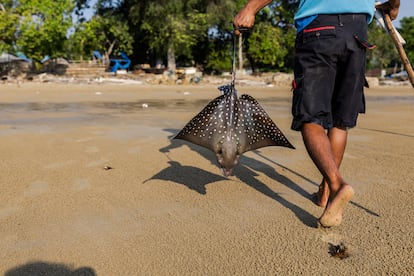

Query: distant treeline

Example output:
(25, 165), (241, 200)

(1, 0), (413, 75)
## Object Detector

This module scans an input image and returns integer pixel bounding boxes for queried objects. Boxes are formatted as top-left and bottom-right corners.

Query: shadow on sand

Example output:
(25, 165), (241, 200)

(147, 128), (380, 224)
(5, 261), (96, 276)
(145, 129), (319, 227)
(145, 160), (228, 195)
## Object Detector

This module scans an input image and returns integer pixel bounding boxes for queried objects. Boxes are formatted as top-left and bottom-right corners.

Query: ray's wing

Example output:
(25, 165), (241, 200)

(236, 94), (295, 153)
(173, 94), (229, 151)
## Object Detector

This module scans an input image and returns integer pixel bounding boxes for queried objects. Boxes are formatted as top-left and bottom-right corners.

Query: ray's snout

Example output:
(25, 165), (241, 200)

(221, 167), (234, 177)
(215, 141), (240, 177)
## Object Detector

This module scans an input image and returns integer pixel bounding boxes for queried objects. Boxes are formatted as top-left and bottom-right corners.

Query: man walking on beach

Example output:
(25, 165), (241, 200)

(233, 0), (400, 227)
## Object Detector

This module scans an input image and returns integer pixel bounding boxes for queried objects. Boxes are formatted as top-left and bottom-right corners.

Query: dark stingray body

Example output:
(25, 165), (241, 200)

(174, 85), (294, 175)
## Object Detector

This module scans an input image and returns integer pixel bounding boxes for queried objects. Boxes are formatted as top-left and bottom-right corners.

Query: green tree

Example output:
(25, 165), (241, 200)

(268, 0), (297, 28)
(272, 0), (297, 71)
(367, 21), (399, 73)
(68, 15), (133, 62)
(104, 0), (287, 73)
(202, 0), (246, 73)
(246, 21), (288, 72)
(0, 2), (19, 53)
(128, 0), (209, 72)
(399, 17), (414, 64)
(203, 32), (233, 74)
(238, 1), (296, 73)
(73, 0), (92, 22)
(16, 0), (74, 61)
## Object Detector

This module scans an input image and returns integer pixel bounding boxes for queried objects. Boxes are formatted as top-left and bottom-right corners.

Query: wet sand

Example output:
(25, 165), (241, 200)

(1, 82), (413, 275)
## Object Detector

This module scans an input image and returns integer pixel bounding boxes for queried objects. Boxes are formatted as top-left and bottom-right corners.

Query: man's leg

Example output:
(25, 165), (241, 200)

(301, 123), (354, 227)
(316, 127), (348, 207)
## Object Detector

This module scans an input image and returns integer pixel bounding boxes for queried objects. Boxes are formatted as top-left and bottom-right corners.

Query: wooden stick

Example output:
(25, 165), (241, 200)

(383, 13), (414, 88)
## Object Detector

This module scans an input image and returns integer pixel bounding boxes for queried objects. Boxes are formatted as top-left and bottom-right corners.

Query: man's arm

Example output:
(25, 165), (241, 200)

(233, 0), (273, 35)
(377, 0), (400, 20)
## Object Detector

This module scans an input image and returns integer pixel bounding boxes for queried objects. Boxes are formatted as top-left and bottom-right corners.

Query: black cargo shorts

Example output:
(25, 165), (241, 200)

(291, 14), (370, 131)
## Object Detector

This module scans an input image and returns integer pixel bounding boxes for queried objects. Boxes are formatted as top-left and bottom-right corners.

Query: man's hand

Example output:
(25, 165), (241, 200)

(376, 0), (400, 20)
(233, 7), (258, 36)
(233, 0), (272, 35)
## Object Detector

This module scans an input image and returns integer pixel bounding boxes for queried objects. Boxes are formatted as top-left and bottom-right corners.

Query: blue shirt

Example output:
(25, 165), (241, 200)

(294, 0), (376, 32)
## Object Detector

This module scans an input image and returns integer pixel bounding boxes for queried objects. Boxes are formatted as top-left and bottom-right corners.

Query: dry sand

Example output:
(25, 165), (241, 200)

(0, 82), (413, 275)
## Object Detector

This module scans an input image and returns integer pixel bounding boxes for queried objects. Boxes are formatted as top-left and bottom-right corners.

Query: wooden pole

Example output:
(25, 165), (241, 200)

(383, 13), (414, 88)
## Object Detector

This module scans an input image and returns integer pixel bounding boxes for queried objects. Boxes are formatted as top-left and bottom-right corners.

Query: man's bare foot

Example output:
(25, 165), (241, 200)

(318, 184), (354, 228)
(315, 181), (329, 208)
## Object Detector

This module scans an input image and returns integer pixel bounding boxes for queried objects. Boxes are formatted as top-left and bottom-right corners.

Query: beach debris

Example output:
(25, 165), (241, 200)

(142, 103), (149, 108)
(95, 91), (102, 95)
(103, 166), (113, 170)
(174, 83), (295, 176)
(328, 242), (349, 259)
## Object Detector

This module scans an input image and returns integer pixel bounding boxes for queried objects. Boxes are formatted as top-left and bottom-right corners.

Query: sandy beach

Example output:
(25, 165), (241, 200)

(0, 82), (413, 275)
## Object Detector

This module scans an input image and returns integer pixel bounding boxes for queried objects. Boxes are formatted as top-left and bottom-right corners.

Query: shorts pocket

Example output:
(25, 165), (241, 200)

(302, 25), (336, 44)
(353, 34), (376, 50)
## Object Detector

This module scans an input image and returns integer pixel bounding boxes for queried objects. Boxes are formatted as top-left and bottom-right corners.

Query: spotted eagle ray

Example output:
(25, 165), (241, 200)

(174, 84), (295, 176)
